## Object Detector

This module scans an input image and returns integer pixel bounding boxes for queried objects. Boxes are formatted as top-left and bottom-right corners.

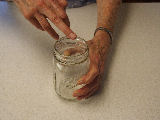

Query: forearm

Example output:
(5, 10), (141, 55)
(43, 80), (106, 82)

(93, 0), (121, 65)
(96, 0), (122, 32)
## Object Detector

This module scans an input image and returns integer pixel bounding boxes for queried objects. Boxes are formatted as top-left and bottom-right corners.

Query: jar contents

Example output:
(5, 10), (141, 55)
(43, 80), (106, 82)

(53, 37), (89, 100)
(63, 48), (83, 56)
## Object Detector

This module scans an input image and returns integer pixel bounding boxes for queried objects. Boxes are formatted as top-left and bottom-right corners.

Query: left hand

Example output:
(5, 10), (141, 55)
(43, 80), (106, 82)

(73, 31), (111, 100)
(14, 0), (76, 40)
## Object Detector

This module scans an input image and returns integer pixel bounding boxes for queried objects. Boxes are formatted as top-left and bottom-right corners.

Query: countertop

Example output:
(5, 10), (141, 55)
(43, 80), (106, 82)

(0, 2), (160, 120)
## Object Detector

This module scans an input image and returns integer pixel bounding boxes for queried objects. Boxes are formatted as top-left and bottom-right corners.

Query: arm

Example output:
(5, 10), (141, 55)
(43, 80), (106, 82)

(95, 0), (122, 45)
(73, 0), (122, 100)
(97, 0), (121, 32)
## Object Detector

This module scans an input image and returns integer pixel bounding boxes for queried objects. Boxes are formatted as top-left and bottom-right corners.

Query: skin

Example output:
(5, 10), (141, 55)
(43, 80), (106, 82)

(14, 0), (122, 100)
(14, 0), (77, 40)
(73, 0), (122, 100)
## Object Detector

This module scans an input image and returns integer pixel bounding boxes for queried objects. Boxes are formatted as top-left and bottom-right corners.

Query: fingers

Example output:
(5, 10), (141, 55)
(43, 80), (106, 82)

(29, 17), (44, 31)
(40, 6), (76, 40)
(14, 1), (44, 31)
(73, 76), (100, 97)
(34, 13), (59, 40)
(84, 85), (99, 99)
(46, 0), (70, 30)
(57, 0), (68, 8)
(77, 86), (99, 100)
(57, 0), (70, 27)
(46, 0), (67, 18)
(77, 64), (99, 85)
(16, 0), (75, 40)
(62, 16), (70, 27)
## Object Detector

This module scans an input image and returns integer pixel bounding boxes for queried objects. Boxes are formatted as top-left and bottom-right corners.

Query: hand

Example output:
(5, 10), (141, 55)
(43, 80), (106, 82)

(73, 31), (111, 100)
(14, 0), (77, 40)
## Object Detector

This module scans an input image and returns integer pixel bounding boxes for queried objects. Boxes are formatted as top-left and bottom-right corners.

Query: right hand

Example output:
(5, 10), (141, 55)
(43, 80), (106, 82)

(73, 31), (111, 100)
(14, 0), (77, 40)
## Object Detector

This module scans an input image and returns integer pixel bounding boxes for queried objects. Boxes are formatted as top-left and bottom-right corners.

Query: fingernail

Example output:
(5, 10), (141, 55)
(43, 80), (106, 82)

(77, 97), (83, 100)
(40, 28), (45, 31)
(55, 35), (59, 40)
(52, 34), (59, 40)
(73, 91), (79, 97)
(69, 33), (77, 40)
(77, 79), (84, 85)
(39, 27), (44, 31)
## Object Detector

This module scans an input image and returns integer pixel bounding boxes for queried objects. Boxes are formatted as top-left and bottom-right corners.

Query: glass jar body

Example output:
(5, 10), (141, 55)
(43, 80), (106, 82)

(54, 58), (89, 100)
(53, 37), (89, 100)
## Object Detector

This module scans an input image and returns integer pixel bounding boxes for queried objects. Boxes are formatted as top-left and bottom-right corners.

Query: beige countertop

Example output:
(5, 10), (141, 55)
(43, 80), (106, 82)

(0, 2), (160, 120)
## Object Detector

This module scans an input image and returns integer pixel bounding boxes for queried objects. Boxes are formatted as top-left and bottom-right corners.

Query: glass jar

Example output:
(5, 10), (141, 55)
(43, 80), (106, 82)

(53, 37), (89, 100)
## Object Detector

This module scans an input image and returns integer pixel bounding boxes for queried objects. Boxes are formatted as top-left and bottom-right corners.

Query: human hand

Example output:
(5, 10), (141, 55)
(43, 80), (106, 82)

(14, 0), (77, 40)
(73, 31), (111, 100)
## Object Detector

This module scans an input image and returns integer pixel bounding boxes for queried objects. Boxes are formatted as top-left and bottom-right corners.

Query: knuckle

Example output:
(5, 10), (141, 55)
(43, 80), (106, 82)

(66, 30), (72, 36)
(93, 66), (99, 75)
(62, 0), (68, 7)
(95, 83), (100, 90)
(52, 0), (56, 4)
(37, 16), (45, 23)
(43, 24), (50, 30)
(117, 0), (122, 5)
(83, 87), (90, 94)
(60, 12), (67, 19)
(23, 12), (31, 19)
(36, 0), (45, 7)
(52, 16), (61, 24)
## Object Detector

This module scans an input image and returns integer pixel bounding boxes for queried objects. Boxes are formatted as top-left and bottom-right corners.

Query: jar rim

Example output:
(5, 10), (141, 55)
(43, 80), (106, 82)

(53, 36), (89, 65)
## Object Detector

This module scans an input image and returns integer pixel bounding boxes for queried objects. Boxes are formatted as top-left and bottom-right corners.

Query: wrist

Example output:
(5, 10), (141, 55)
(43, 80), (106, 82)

(94, 26), (113, 45)
(94, 30), (111, 45)
(97, 21), (113, 32)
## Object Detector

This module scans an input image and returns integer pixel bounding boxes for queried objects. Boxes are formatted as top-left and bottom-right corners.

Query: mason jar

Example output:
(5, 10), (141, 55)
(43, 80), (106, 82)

(53, 37), (90, 100)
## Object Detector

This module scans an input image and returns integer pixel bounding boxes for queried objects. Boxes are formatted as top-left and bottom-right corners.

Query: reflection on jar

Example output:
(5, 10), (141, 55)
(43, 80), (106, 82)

(53, 37), (89, 100)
